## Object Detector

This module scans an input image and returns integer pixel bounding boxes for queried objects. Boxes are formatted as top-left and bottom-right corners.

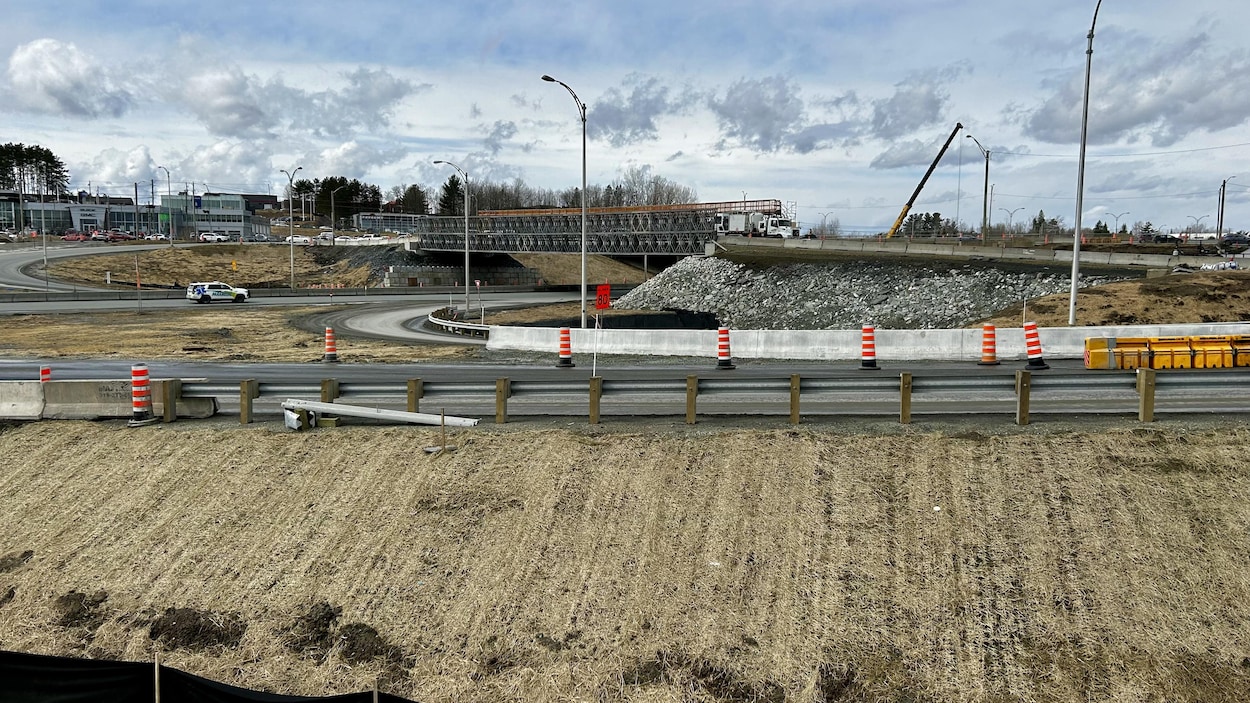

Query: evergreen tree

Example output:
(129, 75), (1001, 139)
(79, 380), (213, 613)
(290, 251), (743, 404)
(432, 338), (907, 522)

(437, 174), (464, 216)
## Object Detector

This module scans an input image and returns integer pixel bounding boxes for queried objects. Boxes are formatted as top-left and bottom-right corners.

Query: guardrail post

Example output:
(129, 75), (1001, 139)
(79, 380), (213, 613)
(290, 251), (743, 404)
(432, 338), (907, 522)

(589, 376), (602, 424)
(162, 379), (180, 423)
(495, 378), (510, 424)
(1015, 370), (1031, 426)
(407, 378), (423, 413)
(789, 374), (801, 425)
(899, 372), (912, 425)
(1137, 368), (1156, 422)
(320, 379), (339, 403)
(240, 379), (259, 425)
(686, 375), (698, 425)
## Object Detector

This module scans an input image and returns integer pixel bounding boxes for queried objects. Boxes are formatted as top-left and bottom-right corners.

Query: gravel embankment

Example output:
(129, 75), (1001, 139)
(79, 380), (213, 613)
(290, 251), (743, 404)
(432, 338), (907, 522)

(614, 256), (1120, 329)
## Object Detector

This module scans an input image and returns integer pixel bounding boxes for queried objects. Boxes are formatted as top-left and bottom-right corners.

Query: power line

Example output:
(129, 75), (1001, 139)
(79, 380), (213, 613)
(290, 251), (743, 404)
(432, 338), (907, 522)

(998, 140), (1250, 159)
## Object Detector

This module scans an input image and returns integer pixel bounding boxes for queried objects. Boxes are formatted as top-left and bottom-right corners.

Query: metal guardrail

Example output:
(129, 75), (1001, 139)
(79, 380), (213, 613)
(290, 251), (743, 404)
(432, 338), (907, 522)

(425, 311), (490, 338)
(176, 368), (1250, 426)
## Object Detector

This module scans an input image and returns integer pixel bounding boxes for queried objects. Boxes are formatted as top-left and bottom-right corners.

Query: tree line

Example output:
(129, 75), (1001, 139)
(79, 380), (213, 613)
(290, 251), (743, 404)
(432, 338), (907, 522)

(0, 143), (70, 195)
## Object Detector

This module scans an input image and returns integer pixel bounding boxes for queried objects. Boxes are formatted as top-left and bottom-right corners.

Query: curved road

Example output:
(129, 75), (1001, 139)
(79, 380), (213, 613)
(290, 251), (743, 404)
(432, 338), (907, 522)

(0, 242), (578, 345)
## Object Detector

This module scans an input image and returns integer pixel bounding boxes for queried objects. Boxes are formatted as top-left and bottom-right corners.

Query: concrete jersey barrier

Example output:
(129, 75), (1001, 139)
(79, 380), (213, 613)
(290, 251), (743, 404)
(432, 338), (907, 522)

(486, 323), (1250, 361)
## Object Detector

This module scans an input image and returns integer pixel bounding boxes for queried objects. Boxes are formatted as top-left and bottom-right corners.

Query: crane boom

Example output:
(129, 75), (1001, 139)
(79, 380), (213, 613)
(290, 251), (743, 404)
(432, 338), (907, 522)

(885, 122), (964, 238)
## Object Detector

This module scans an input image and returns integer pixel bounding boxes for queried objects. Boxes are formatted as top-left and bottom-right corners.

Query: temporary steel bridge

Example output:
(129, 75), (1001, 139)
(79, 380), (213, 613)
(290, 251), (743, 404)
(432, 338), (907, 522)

(403, 199), (784, 255)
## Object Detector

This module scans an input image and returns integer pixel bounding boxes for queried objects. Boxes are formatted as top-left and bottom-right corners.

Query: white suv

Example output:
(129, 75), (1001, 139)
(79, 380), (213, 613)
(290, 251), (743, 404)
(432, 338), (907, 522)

(198, 232), (230, 243)
(186, 281), (249, 303)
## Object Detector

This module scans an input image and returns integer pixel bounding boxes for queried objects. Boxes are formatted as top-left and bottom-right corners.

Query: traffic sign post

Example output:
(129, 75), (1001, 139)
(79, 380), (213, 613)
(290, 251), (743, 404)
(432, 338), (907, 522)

(593, 284), (610, 376)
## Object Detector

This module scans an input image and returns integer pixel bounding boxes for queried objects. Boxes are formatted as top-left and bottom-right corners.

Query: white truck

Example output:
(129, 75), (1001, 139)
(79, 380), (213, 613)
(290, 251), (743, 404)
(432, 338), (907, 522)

(714, 212), (799, 238)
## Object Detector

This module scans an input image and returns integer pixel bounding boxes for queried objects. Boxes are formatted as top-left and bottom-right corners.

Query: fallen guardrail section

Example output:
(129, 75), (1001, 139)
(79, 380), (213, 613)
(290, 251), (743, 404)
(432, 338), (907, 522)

(166, 368), (1250, 427)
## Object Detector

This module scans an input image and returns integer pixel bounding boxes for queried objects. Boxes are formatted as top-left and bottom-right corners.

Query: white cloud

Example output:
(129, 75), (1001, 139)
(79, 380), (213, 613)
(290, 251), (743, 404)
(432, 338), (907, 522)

(6, 39), (135, 117)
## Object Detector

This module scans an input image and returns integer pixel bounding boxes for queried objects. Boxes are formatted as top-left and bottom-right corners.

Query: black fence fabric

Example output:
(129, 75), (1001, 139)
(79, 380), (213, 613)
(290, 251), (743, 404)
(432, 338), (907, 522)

(0, 651), (415, 703)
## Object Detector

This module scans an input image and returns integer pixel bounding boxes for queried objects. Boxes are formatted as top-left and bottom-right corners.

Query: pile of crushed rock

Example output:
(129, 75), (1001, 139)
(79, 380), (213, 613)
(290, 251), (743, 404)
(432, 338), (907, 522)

(614, 256), (1121, 330)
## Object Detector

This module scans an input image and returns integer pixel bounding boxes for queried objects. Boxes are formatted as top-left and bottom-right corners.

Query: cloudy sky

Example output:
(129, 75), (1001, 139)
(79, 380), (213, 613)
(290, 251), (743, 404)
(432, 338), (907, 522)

(3, 0), (1249, 234)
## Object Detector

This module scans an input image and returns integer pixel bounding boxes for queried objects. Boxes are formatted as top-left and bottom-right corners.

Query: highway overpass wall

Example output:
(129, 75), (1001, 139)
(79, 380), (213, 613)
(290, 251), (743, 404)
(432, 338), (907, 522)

(488, 323), (1250, 361)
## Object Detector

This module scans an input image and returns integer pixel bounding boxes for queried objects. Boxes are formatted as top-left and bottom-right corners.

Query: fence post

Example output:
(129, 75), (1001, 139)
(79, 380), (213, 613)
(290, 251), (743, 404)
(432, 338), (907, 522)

(589, 376), (602, 424)
(240, 379), (259, 425)
(1137, 368), (1156, 422)
(1015, 370), (1031, 426)
(407, 378), (423, 413)
(900, 372), (912, 425)
(686, 375), (698, 425)
(789, 374), (801, 425)
(320, 379), (339, 403)
(495, 378), (510, 424)
(162, 379), (180, 423)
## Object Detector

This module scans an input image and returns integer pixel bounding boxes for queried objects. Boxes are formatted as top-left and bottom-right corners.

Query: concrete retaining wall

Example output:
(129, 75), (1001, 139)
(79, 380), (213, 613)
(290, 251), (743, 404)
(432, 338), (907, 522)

(488, 323), (1250, 361)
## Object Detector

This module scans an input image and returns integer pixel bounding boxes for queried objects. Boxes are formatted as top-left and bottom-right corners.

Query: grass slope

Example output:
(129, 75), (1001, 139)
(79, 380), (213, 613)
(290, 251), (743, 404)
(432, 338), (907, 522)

(1, 421), (1248, 701)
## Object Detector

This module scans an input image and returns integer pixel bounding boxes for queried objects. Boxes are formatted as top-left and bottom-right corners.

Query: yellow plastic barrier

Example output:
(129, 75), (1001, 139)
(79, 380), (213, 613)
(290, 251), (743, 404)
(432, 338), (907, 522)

(1189, 336), (1235, 368)
(1149, 337), (1193, 369)
(1231, 336), (1250, 368)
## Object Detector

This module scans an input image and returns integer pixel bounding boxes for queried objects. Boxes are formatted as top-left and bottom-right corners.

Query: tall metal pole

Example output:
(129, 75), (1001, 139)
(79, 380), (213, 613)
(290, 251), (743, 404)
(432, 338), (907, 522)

(158, 167), (174, 248)
(1069, 0), (1103, 326)
(1218, 176), (1235, 240)
(40, 168), (48, 292)
(435, 160), (471, 316)
(281, 166), (302, 289)
(330, 185), (347, 248)
(543, 74), (589, 328)
(1111, 211), (1129, 236)
(966, 135), (990, 240)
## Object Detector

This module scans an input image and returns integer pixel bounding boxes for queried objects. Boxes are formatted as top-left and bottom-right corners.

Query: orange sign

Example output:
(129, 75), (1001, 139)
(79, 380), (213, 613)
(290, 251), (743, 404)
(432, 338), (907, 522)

(595, 283), (611, 310)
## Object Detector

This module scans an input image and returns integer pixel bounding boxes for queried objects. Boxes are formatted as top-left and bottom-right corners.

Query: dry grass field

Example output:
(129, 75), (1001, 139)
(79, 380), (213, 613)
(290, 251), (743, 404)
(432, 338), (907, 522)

(1, 421), (1248, 702)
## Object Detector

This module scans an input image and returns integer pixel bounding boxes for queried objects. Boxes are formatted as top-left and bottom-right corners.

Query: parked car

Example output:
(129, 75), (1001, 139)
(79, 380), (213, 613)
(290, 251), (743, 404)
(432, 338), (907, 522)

(145, 233), (169, 241)
(90, 231), (110, 241)
(241, 233), (270, 242)
(1152, 234), (1181, 244)
(198, 232), (230, 243)
(285, 234), (311, 245)
(107, 231), (136, 242)
(62, 232), (91, 242)
(185, 281), (249, 303)
(1219, 234), (1249, 246)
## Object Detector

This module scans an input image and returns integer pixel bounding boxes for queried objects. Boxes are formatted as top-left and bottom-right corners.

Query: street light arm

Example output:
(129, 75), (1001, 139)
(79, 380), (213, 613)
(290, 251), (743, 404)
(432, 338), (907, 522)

(966, 134), (988, 156)
(542, 75), (586, 120)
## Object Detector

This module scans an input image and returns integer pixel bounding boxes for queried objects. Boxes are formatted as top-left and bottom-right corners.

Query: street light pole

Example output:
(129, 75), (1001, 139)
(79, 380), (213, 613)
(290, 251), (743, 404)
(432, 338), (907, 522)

(1111, 211), (1129, 236)
(434, 160), (471, 318)
(330, 185), (347, 248)
(1069, 0), (1103, 326)
(819, 211), (831, 237)
(1218, 176), (1236, 240)
(542, 74), (589, 328)
(280, 165), (302, 289)
(1187, 214), (1208, 234)
(966, 134), (990, 240)
(999, 207), (1024, 233)
(157, 166), (173, 248)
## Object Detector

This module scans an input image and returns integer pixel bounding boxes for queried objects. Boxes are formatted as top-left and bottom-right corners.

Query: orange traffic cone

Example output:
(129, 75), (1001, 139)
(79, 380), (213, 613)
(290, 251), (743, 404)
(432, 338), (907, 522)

(978, 324), (1000, 365)
(556, 327), (575, 368)
(1024, 321), (1050, 370)
(128, 364), (156, 427)
(715, 327), (736, 370)
(859, 325), (880, 370)
(322, 327), (339, 363)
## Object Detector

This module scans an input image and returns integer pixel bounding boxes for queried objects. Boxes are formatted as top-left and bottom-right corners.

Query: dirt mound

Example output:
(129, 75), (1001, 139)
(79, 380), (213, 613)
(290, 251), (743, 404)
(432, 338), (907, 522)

(611, 651), (785, 702)
(0, 549), (33, 573)
(282, 601), (342, 660)
(337, 622), (403, 665)
(150, 607), (247, 651)
(53, 590), (108, 630)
